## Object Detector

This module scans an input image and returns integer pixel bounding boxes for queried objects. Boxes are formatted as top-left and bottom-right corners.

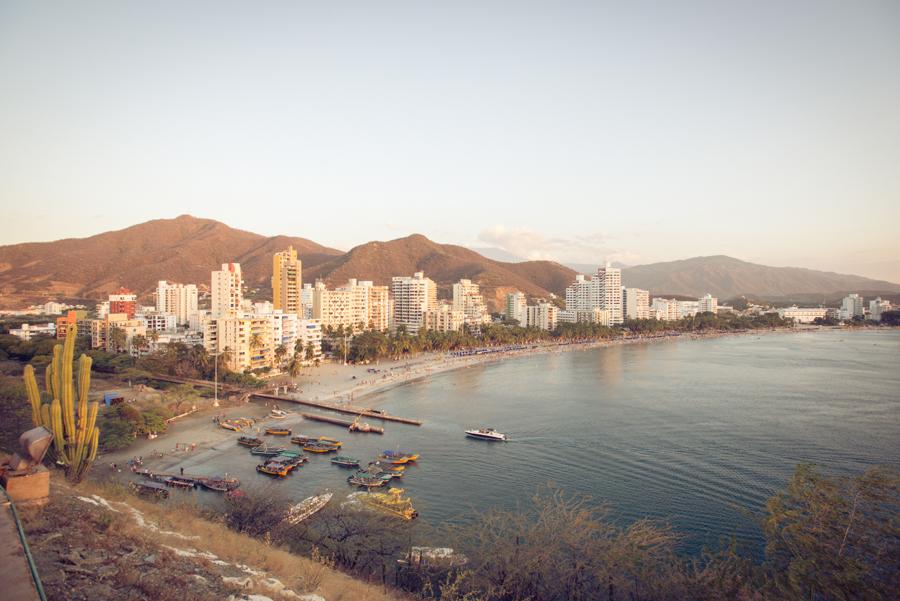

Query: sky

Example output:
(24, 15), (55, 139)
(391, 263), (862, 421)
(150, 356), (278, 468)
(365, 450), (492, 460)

(1, 1), (899, 282)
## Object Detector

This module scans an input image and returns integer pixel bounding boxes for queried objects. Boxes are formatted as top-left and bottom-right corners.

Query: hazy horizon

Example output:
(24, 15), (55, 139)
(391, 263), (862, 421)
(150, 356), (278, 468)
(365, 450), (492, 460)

(2, 2), (898, 281)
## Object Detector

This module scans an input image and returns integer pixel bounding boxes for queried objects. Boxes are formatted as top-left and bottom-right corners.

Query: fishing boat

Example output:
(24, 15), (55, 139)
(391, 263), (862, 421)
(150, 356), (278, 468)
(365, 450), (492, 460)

(237, 436), (264, 447)
(265, 427), (292, 436)
(347, 471), (393, 488)
(256, 462), (290, 477)
(330, 456), (361, 468)
(164, 476), (195, 489)
(271, 454), (306, 469)
(369, 460), (405, 473)
(465, 428), (507, 442)
(291, 434), (311, 445)
(378, 450), (419, 464)
(318, 436), (343, 447)
(303, 441), (339, 453)
(199, 476), (241, 492)
(366, 462), (404, 478)
(269, 408), (292, 419)
(250, 445), (287, 456)
(359, 488), (418, 520)
(130, 481), (170, 498)
(219, 420), (241, 431)
(284, 493), (333, 525)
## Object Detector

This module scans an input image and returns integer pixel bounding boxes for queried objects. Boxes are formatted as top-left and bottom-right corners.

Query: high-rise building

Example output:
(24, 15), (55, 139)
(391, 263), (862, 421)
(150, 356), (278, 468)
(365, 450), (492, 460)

(526, 302), (559, 330)
(108, 288), (137, 319)
(841, 294), (865, 320)
(300, 283), (315, 319)
(452, 279), (490, 327)
(698, 293), (718, 314)
(391, 272), (437, 334)
(677, 300), (700, 318)
(563, 264), (623, 325)
(272, 246), (302, 314)
(203, 315), (272, 372)
(868, 297), (891, 322)
(310, 279), (391, 332)
(505, 291), (528, 325)
(650, 298), (679, 321)
(211, 263), (243, 317)
(156, 281), (199, 326)
(424, 302), (465, 332)
(623, 288), (650, 320)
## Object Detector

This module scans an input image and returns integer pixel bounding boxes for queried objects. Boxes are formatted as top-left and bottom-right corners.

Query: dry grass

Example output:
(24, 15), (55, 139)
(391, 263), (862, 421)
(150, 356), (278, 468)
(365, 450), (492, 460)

(19, 477), (407, 601)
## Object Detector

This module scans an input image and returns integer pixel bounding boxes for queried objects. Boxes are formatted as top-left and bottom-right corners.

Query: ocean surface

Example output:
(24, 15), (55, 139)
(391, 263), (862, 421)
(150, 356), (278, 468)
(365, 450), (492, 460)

(170, 329), (900, 554)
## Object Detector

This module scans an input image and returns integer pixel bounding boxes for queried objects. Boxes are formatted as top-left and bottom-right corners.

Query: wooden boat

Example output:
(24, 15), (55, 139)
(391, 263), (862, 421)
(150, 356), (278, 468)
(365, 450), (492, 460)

(269, 408), (291, 419)
(238, 436), (263, 447)
(366, 463), (404, 478)
(284, 493), (333, 525)
(130, 481), (169, 498)
(256, 463), (290, 477)
(265, 427), (292, 436)
(270, 455), (305, 470)
(368, 460), (405, 472)
(317, 436), (343, 447)
(347, 471), (393, 488)
(303, 441), (339, 453)
(165, 476), (195, 489)
(220, 421), (241, 431)
(359, 488), (418, 520)
(377, 450), (419, 464)
(250, 445), (287, 456)
(330, 456), (361, 468)
(199, 476), (241, 492)
(291, 434), (311, 445)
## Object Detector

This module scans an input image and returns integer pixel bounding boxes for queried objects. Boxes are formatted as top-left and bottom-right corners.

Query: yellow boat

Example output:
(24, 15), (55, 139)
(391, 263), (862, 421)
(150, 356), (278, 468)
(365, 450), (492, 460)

(360, 488), (418, 520)
(265, 427), (292, 436)
(318, 436), (343, 447)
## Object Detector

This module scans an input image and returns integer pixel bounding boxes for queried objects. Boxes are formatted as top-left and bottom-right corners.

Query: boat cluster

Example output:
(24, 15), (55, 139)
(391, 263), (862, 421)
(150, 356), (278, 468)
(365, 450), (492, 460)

(133, 470), (241, 496)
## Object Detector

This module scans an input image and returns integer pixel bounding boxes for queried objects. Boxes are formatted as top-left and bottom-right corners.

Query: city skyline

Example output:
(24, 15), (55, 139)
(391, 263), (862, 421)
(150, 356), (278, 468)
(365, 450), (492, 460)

(2, 1), (899, 282)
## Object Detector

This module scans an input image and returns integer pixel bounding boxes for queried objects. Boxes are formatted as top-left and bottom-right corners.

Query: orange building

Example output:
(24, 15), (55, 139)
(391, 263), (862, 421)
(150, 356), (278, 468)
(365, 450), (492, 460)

(109, 287), (137, 319)
(55, 310), (79, 339)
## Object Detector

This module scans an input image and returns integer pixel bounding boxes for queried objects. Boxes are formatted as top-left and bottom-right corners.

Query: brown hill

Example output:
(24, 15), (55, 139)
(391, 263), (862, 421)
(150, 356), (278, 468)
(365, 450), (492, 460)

(622, 255), (900, 299)
(305, 234), (576, 309)
(0, 215), (341, 303)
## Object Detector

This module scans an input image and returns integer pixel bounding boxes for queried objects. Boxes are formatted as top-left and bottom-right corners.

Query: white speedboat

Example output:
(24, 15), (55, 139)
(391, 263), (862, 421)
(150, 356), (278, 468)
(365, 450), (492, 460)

(465, 428), (507, 441)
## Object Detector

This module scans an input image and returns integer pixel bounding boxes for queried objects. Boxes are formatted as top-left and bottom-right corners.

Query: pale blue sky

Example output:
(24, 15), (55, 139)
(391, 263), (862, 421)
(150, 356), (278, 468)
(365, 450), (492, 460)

(1, 1), (899, 281)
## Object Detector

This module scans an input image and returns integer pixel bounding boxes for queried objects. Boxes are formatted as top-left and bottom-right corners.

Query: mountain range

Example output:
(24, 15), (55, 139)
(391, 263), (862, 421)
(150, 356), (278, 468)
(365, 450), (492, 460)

(1, 215), (897, 310)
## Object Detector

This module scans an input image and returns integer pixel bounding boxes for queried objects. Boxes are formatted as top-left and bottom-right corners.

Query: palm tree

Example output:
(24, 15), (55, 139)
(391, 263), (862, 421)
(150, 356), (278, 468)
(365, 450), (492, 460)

(274, 344), (288, 365)
(249, 332), (264, 353)
(304, 341), (316, 363)
(286, 355), (303, 378)
(109, 327), (128, 354)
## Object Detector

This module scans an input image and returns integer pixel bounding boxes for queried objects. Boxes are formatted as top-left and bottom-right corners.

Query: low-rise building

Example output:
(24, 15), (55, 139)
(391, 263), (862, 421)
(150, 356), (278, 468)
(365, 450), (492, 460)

(526, 302), (559, 330)
(650, 298), (679, 321)
(698, 294), (718, 314)
(777, 306), (829, 324)
(10, 322), (56, 341)
(138, 311), (177, 333)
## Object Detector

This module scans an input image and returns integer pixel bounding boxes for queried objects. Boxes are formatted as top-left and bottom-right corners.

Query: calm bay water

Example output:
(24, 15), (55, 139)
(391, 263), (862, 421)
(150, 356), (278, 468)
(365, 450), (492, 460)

(175, 329), (900, 553)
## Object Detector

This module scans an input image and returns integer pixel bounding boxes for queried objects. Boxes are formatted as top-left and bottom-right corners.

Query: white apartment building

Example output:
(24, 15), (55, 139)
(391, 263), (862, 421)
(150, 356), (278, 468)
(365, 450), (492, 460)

(650, 298), (679, 321)
(564, 264), (623, 325)
(10, 322), (56, 341)
(777, 306), (828, 324)
(311, 279), (391, 333)
(424, 303), (465, 332)
(300, 283), (315, 319)
(698, 294), (718, 314)
(840, 294), (865, 320)
(203, 315), (272, 373)
(452, 279), (490, 328)
(558, 307), (610, 326)
(211, 263), (244, 317)
(505, 291), (528, 325)
(95, 301), (110, 319)
(155, 280), (190, 318)
(138, 311), (177, 333)
(391, 272), (437, 334)
(677, 300), (700, 318)
(868, 298), (892, 322)
(526, 302), (559, 330)
(623, 287), (650, 320)
(296, 319), (323, 363)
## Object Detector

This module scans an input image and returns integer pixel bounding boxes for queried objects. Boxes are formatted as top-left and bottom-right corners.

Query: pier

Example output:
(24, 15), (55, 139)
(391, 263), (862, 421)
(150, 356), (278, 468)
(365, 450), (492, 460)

(252, 392), (423, 426)
(300, 412), (385, 434)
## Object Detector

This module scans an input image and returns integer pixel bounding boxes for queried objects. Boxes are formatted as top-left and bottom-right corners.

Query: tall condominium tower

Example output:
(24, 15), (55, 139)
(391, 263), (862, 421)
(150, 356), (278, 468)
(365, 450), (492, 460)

(272, 246), (302, 314)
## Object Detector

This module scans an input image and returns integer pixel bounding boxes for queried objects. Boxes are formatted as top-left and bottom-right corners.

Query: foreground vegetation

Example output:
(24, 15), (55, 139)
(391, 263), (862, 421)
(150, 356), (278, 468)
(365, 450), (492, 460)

(214, 464), (898, 601)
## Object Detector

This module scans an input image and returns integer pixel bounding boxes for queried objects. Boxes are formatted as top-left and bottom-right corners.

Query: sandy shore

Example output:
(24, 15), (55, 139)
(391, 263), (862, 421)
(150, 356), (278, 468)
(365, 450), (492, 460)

(99, 325), (817, 470)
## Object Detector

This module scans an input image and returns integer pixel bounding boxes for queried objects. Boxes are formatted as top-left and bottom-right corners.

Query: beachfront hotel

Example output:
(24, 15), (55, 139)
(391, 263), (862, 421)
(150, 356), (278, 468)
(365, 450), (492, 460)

(391, 271), (437, 334)
(311, 279), (390, 332)
(452, 279), (491, 328)
(623, 287), (650, 320)
(561, 263), (624, 325)
(505, 291), (528, 325)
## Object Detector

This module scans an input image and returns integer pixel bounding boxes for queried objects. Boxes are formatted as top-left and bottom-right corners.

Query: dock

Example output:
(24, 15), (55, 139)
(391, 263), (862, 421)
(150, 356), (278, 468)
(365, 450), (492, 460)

(300, 412), (385, 434)
(251, 392), (423, 426)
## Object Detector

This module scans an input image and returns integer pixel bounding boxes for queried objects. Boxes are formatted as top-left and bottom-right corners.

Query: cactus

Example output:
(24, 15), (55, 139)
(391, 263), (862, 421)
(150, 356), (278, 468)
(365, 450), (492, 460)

(23, 324), (101, 482)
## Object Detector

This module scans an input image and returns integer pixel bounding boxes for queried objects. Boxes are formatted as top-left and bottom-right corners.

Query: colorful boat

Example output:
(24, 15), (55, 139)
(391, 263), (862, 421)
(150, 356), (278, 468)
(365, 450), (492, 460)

(303, 441), (339, 453)
(238, 436), (263, 447)
(265, 427), (292, 436)
(284, 493), (333, 525)
(291, 434), (311, 445)
(219, 420), (241, 431)
(366, 463), (404, 478)
(317, 436), (343, 447)
(330, 456), (361, 468)
(256, 462), (290, 477)
(359, 488), (418, 520)
(378, 450), (419, 464)
(368, 460), (405, 473)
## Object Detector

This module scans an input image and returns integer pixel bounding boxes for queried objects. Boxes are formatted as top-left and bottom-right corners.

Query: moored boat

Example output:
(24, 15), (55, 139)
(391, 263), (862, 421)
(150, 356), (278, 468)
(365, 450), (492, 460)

(290, 434), (311, 445)
(359, 488), (418, 520)
(265, 427), (292, 436)
(130, 481), (170, 498)
(165, 476), (195, 489)
(303, 441), (339, 453)
(200, 476), (241, 492)
(238, 436), (264, 447)
(378, 450), (419, 464)
(347, 472), (393, 488)
(284, 492), (333, 525)
(317, 436), (343, 447)
(330, 456), (361, 468)
(250, 445), (287, 456)
(256, 462), (290, 477)
(465, 428), (507, 442)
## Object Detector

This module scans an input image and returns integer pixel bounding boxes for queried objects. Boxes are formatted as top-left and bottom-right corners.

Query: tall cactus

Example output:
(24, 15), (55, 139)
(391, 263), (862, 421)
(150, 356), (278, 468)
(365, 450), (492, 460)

(23, 324), (100, 482)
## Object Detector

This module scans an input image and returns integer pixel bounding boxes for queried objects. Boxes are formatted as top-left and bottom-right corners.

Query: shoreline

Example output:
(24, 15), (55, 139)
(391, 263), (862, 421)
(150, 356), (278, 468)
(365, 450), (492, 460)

(96, 325), (847, 468)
